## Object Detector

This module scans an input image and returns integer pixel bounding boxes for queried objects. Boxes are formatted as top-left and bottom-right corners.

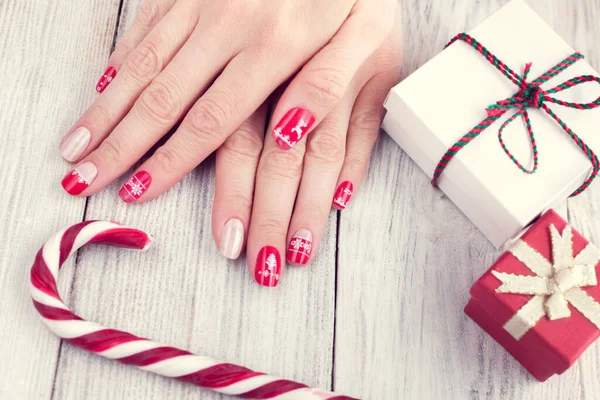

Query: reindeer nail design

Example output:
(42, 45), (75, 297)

(272, 108), (315, 150)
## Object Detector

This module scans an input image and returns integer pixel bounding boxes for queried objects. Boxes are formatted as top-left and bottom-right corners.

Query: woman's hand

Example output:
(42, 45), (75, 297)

(213, 20), (402, 286)
(59, 0), (396, 201)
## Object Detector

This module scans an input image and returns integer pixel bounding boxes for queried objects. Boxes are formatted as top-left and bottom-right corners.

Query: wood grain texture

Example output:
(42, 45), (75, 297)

(2, 0), (600, 399)
(49, 2), (337, 399)
(335, 1), (600, 399)
(0, 0), (120, 398)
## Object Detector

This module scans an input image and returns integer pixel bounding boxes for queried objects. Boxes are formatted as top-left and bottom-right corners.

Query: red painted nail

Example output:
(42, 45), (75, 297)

(272, 107), (315, 150)
(255, 246), (281, 287)
(333, 181), (353, 210)
(96, 66), (116, 93)
(286, 229), (313, 265)
(119, 171), (151, 203)
(61, 162), (97, 196)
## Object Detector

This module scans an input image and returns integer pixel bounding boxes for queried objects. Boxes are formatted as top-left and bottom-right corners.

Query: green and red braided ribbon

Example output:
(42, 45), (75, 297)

(431, 33), (600, 197)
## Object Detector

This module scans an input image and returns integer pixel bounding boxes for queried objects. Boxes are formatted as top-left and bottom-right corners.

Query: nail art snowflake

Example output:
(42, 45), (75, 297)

(127, 179), (145, 197)
(291, 238), (304, 250)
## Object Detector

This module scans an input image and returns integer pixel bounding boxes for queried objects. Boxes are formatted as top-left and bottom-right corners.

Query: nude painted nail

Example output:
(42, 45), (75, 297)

(272, 108), (316, 150)
(287, 229), (313, 265)
(333, 181), (353, 210)
(119, 171), (151, 203)
(61, 162), (97, 195)
(255, 246), (281, 287)
(219, 219), (244, 260)
(59, 127), (91, 162)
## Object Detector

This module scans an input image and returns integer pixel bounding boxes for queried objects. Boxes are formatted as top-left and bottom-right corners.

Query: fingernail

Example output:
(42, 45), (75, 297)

(61, 162), (97, 195)
(255, 246), (281, 287)
(333, 181), (354, 210)
(96, 66), (116, 93)
(119, 171), (151, 203)
(59, 127), (91, 162)
(219, 219), (244, 260)
(286, 229), (313, 265)
(272, 107), (315, 150)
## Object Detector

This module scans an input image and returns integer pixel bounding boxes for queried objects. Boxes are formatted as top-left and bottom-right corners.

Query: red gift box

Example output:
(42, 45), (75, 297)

(466, 209), (600, 381)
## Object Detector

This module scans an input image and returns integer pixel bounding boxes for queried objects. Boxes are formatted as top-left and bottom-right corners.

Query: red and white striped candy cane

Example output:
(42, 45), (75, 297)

(30, 221), (355, 400)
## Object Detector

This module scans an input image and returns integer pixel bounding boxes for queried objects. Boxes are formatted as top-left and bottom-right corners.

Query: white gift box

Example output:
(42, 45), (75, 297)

(382, 0), (600, 248)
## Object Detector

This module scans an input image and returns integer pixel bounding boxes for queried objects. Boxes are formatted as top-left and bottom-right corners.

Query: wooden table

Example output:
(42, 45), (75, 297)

(2, 0), (600, 398)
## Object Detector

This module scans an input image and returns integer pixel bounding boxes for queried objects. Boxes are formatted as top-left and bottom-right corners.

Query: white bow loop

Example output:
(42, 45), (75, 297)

(492, 225), (600, 339)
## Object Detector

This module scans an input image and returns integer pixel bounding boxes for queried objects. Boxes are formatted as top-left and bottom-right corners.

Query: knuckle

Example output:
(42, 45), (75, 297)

(185, 98), (229, 143)
(86, 101), (112, 125)
(350, 110), (383, 134)
(344, 154), (369, 176)
(260, 18), (300, 54)
(151, 146), (181, 175)
(224, 192), (253, 214)
(304, 67), (348, 109)
(222, 128), (264, 161)
(137, 0), (161, 28)
(261, 148), (304, 181)
(96, 139), (122, 164)
(299, 202), (328, 225)
(137, 79), (182, 124)
(113, 38), (135, 59)
(125, 40), (162, 82)
(307, 129), (345, 164)
(374, 44), (403, 79)
(254, 214), (288, 235)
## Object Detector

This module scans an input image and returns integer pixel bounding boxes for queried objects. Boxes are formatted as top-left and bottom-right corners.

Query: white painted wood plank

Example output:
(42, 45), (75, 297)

(50, 2), (338, 399)
(0, 0), (121, 398)
(3, 0), (600, 399)
(565, 2), (600, 395)
(335, 0), (600, 399)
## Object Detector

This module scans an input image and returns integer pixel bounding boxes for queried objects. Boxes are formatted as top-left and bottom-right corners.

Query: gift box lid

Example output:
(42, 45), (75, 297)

(382, 0), (600, 248)
(470, 210), (600, 374)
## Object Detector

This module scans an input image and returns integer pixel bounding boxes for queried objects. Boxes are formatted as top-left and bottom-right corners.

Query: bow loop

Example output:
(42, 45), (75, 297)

(545, 75), (600, 110)
(432, 34), (600, 198)
(492, 224), (600, 340)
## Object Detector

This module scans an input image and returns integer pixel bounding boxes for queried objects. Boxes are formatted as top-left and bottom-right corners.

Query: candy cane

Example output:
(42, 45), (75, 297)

(30, 221), (355, 400)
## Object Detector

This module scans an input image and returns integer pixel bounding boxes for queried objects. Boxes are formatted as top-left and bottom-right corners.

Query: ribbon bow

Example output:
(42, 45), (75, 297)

(492, 224), (600, 340)
(431, 33), (600, 197)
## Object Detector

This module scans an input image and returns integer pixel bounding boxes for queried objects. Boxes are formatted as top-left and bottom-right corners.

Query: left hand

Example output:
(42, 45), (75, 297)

(213, 18), (402, 286)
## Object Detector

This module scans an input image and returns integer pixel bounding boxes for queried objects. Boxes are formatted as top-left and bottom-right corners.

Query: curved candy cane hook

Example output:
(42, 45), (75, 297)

(30, 221), (354, 400)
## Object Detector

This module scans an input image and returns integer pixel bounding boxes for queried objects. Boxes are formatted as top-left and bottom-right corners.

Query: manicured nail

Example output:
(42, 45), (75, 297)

(119, 171), (151, 203)
(219, 219), (244, 260)
(96, 66), (116, 93)
(59, 127), (91, 162)
(255, 246), (281, 287)
(272, 107), (315, 150)
(61, 162), (97, 195)
(333, 181), (354, 210)
(286, 229), (313, 265)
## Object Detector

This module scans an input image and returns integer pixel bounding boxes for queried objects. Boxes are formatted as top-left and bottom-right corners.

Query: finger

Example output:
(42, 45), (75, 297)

(118, 46), (290, 203)
(246, 129), (307, 287)
(213, 103), (267, 260)
(269, 4), (395, 150)
(61, 16), (238, 196)
(333, 65), (400, 211)
(286, 99), (352, 266)
(59, 0), (197, 164)
(96, 0), (177, 93)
